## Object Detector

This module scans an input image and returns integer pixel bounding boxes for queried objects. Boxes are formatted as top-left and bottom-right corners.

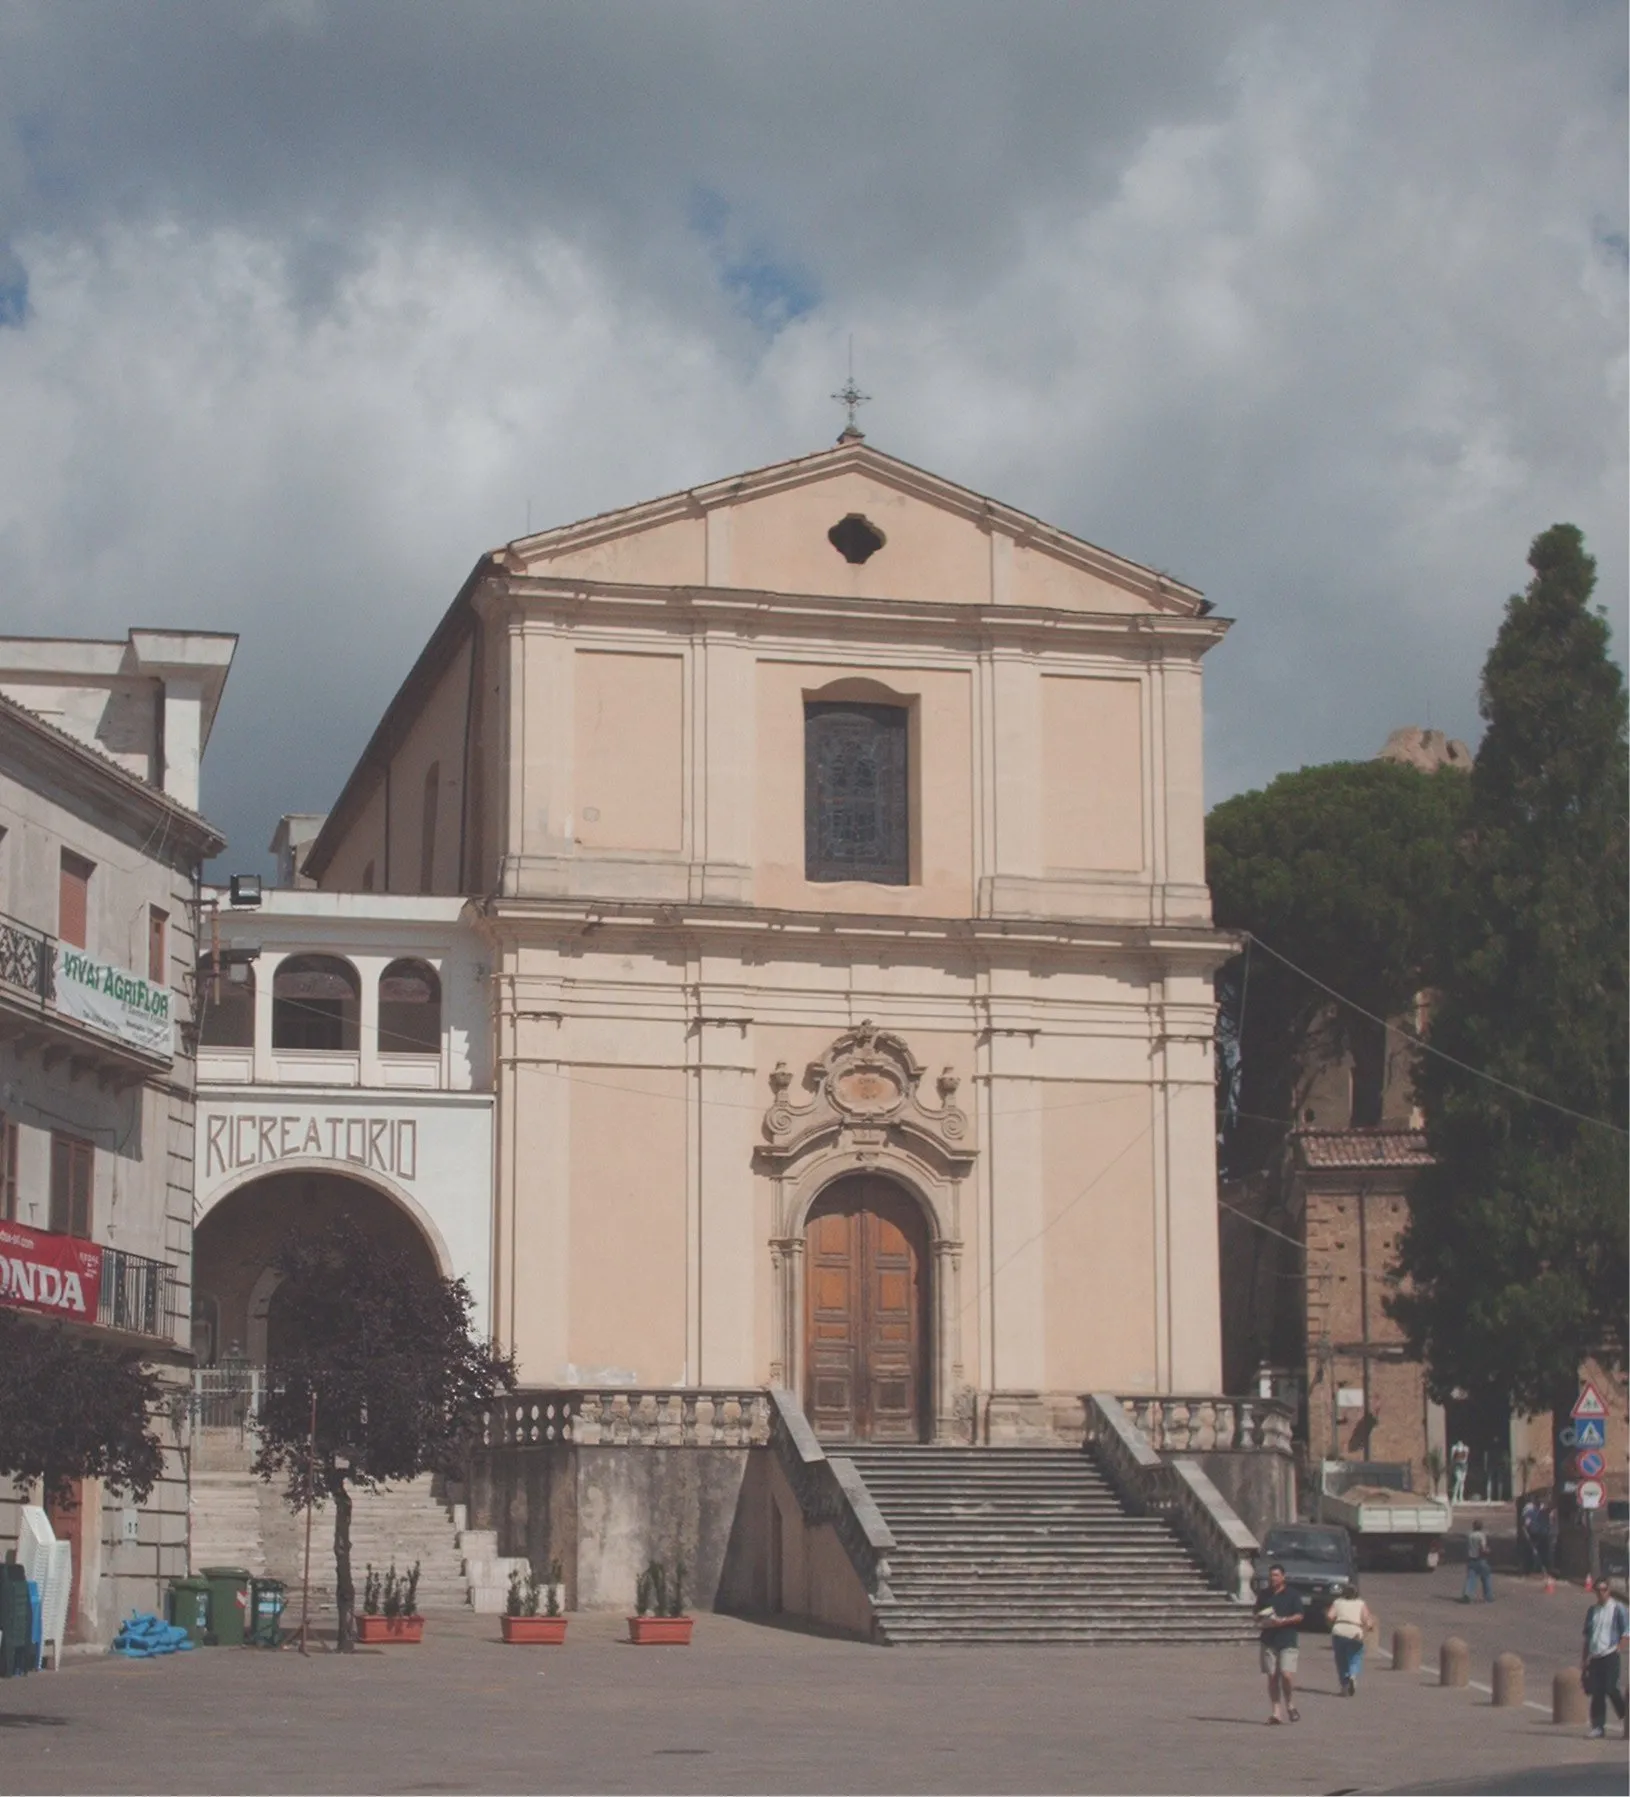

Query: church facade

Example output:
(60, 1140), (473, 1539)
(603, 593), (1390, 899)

(298, 439), (1233, 1442)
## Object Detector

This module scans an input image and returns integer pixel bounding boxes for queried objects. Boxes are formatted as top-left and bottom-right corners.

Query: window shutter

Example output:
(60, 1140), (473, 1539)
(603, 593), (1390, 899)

(50, 1134), (93, 1239)
(59, 853), (93, 949)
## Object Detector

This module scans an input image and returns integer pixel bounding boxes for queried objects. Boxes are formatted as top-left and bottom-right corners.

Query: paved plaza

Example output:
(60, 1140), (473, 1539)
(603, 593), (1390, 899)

(3, 1563), (1626, 1795)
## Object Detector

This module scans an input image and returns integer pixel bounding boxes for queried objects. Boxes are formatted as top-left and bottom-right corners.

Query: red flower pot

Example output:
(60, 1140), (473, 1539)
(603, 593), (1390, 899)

(355, 1614), (425, 1644)
(500, 1615), (568, 1644)
(627, 1615), (693, 1645)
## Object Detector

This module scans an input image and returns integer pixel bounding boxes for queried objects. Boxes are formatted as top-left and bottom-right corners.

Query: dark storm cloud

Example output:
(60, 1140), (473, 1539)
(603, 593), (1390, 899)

(0, 0), (1622, 870)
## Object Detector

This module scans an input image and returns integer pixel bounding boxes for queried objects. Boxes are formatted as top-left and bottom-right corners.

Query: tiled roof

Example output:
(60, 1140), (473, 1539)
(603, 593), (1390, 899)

(1295, 1128), (1433, 1170)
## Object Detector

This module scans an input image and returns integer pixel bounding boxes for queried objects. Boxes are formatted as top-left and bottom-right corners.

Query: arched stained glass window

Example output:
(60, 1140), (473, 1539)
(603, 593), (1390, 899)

(804, 702), (909, 885)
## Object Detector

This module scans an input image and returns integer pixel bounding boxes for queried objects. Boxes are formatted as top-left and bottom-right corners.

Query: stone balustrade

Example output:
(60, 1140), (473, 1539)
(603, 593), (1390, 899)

(1115, 1393), (1294, 1457)
(1086, 1392), (1258, 1603)
(481, 1388), (771, 1449)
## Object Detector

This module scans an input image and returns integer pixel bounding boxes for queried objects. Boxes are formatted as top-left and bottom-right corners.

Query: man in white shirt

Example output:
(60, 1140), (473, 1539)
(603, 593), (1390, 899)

(1581, 1577), (1629, 1738)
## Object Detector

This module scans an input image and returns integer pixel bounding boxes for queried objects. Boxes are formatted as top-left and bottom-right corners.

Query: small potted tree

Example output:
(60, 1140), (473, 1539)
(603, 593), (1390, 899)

(500, 1560), (568, 1644)
(356, 1560), (424, 1644)
(627, 1558), (692, 1644)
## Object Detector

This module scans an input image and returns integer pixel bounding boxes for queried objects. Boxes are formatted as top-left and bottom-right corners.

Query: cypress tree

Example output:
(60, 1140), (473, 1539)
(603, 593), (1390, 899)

(1391, 525), (1628, 1468)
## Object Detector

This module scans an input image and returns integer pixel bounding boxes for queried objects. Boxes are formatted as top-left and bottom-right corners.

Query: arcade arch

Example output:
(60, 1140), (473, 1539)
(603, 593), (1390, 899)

(192, 1167), (443, 1367)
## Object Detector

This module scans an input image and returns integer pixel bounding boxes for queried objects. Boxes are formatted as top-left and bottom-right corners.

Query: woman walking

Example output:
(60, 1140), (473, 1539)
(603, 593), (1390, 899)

(1329, 1584), (1374, 1696)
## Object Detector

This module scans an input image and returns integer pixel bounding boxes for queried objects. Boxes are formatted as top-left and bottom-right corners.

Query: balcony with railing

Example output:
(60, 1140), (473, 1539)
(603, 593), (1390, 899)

(0, 909), (55, 1009)
(0, 1220), (178, 1347)
(0, 908), (173, 1079)
(97, 1246), (177, 1342)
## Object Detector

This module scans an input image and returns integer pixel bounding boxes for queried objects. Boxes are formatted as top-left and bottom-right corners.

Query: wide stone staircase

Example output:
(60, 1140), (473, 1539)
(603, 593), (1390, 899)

(189, 1455), (523, 1613)
(842, 1445), (1257, 1644)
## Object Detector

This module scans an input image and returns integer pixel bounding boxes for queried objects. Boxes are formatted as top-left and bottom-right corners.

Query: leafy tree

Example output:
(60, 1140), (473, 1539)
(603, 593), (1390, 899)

(0, 1310), (167, 1507)
(1205, 758), (1468, 1382)
(253, 1221), (515, 1649)
(1208, 758), (1469, 1178)
(1391, 525), (1629, 1466)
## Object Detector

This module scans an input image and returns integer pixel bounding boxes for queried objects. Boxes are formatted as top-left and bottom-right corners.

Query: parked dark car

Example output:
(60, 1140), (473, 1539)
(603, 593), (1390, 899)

(1252, 1525), (1357, 1631)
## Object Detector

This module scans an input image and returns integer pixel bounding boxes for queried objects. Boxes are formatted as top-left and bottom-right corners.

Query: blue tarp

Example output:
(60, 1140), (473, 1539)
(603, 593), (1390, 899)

(110, 1611), (195, 1657)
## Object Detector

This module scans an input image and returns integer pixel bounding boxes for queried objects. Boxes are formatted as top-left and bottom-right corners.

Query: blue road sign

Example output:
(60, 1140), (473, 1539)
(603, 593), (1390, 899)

(1577, 1449), (1606, 1479)
(1572, 1417), (1606, 1450)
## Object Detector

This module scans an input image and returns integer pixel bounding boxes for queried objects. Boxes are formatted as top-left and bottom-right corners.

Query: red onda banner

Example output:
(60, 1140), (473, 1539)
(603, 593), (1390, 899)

(0, 1221), (103, 1320)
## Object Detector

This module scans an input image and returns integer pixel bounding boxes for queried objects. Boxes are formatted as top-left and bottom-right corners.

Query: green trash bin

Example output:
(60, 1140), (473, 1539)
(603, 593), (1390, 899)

(248, 1579), (287, 1648)
(200, 1567), (251, 1647)
(166, 1577), (212, 1647)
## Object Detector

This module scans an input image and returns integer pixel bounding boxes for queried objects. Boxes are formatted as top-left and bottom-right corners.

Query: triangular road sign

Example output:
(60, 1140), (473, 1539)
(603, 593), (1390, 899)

(1572, 1381), (1609, 1420)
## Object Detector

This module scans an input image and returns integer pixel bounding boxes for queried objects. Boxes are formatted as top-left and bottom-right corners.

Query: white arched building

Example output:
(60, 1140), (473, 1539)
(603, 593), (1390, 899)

(192, 888), (493, 1370)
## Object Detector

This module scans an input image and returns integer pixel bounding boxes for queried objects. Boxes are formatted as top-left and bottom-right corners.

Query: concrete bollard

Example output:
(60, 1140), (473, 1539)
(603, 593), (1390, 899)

(1440, 1636), (1470, 1688)
(1492, 1653), (1524, 1707)
(1393, 1624), (1421, 1671)
(1553, 1668), (1588, 1724)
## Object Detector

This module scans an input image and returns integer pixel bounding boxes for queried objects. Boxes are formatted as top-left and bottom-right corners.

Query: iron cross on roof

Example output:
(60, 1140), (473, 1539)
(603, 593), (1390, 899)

(832, 343), (871, 442)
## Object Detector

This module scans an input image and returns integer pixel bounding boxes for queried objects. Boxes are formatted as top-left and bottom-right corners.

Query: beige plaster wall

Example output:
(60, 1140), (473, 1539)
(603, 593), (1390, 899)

(1009, 539), (1155, 614)
(487, 925), (1223, 1402)
(393, 640), (474, 893)
(564, 1068), (688, 1382)
(318, 778), (387, 892)
(1040, 1083), (1158, 1391)
(537, 514), (707, 587)
(573, 649), (684, 853)
(1041, 675), (1145, 873)
(315, 643), (471, 894)
(762, 1452), (875, 1637)
(755, 659), (973, 915)
(512, 453), (1190, 616)
(725, 470), (992, 605)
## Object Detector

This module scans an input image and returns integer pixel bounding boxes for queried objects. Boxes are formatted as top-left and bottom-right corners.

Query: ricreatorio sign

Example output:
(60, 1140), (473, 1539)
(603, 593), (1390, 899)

(55, 948), (173, 1056)
(204, 1110), (420, 1182)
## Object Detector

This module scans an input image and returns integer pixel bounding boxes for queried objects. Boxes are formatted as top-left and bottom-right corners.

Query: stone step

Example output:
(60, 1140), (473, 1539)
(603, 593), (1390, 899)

(839, 1443), (1247, 1646)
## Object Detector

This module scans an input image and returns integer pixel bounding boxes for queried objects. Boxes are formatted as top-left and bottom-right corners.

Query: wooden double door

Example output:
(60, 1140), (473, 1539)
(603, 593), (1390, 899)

(804, 1175), (929, 1442)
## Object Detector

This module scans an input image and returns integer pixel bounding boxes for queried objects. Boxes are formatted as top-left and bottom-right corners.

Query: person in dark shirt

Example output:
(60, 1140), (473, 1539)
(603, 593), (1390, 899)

(1258, 1563), (1305, 1724)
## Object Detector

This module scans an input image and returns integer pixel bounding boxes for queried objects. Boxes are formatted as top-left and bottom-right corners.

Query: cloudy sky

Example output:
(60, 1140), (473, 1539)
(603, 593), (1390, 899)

(1, 0), (1623, 872)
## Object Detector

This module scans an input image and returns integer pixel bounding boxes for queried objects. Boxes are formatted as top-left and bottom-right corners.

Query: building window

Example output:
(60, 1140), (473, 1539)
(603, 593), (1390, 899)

(0, 1117), (17, 1222)
(59, 851), (93, 949)
(50, 1133), (93, 1239)
(420, 763), (440, 893)
(199, 957), (256, 1048)
(148, 908), (168, 983)
(804, 702), (909, 885)
(272, 955), (360, 1052)
(379, 959), (441, 1055)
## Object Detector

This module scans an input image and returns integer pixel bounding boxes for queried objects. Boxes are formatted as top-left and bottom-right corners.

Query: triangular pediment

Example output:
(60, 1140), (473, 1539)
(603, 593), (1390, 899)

(498, 441), (1203, 616)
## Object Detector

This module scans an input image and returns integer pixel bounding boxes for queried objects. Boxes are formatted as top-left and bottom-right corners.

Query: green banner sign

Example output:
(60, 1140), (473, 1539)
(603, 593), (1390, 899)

(56, 947), (173, 1057)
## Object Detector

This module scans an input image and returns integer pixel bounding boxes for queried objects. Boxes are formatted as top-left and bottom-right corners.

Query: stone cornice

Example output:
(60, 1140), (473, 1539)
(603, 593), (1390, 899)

(480, 572), (1231, 657)
(472, 893), (1237, 970)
